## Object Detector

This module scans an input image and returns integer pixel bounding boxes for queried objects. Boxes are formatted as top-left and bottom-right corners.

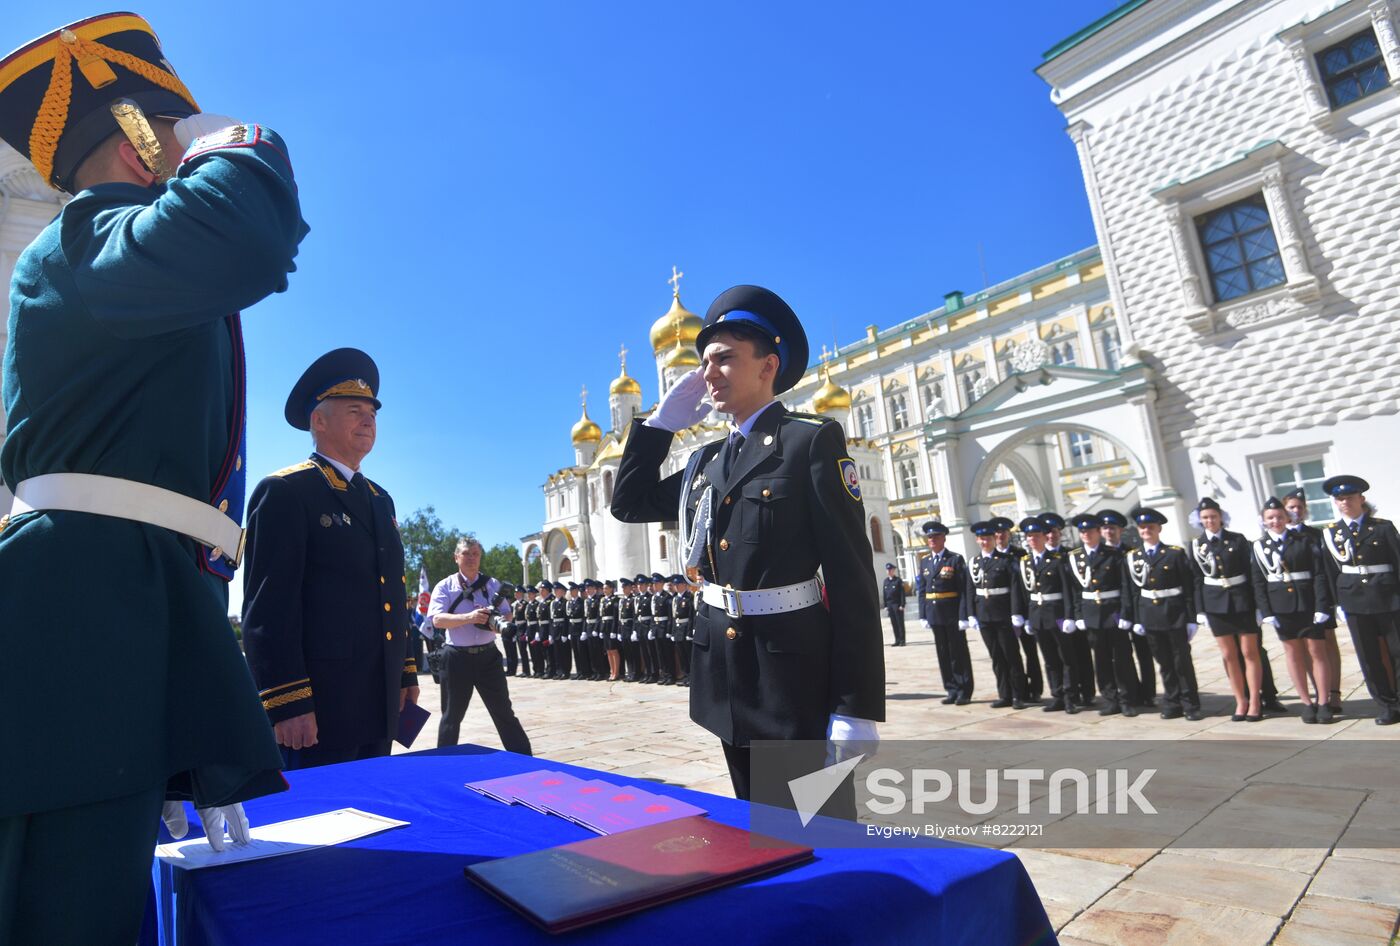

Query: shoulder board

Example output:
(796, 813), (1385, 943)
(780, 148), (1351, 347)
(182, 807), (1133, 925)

(1166, 545), (1183, 551)
(269, 460), (316, 478)
(365, 478), (384, 497)
(785, 412), (829, 427)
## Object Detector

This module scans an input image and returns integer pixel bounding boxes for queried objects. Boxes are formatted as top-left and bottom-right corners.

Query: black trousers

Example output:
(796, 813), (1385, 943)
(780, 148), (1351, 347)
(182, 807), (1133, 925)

(1347, 611), (1400, 708)
(513, 629), (532, 676)
(588, 632), (607, 676)
(720, 741), (855, 820)
(1147, 627), (1199, 712)
(528, 628), (547, 676)
(570, 625), (590, 677)
(1070, 633), (1096, 703)
(886, 606), (906, 645)
(641, 631), (660, 680)
(622, 632), (642, 679)
(1034, 625), (1071, 701)
(1131, 633), (1156, 703)
(0, 785), (164, 946)
(1088, 624), (1138, 707)
(552, 628), (572, 678)
(501, 628), (519, 675)
(437, 645), (532, 755)
(981, 621), (1028, 701)
(283, 736), (392, 770)
(1020, 633), (1044, 699)
(931, 622), (973, 698)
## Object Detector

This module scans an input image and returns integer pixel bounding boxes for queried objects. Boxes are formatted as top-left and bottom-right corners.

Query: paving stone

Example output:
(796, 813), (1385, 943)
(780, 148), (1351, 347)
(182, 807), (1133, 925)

(1273, 894), (1400, 946)
(1121, 851), (1310, 917)
(1307, 855), (1400, 909)
(1061, 887), (1281, 946)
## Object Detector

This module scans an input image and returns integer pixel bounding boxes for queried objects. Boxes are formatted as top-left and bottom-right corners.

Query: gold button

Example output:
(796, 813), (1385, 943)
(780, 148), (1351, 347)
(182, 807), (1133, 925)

(383, 603), (392, 612)
(762, 488), (771, 498)
(726, 627), (737, 640)
(380, 576), (386, 584)
(402, 576), (407, 583)
(218, 499), (229, 513)
(719, 539), (729, 551)
(235, 455), (243, 472)
(764, 435), (774, 446)
(724, 496), (732, 505)
(385, 632), (393, 640)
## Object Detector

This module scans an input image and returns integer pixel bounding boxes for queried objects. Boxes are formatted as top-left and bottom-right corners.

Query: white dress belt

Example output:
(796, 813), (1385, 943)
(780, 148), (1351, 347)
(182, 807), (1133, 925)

(1080, 590), (1121, 601)
(1341, 564), (1394, 575)
(11, 472), (244, 567)
(1140, 587), (1183, 600)
(1029, 592), (1064, 603)
(1266, 571), (1313, 582)
(700, 578), (822, 618)
(1202, 574), (1248, 588)
(974, 587), (1011, 597)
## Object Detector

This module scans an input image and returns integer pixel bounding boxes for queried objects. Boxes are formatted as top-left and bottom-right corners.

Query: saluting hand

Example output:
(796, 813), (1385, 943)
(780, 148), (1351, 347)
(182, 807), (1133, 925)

(645, 368), (712, 432)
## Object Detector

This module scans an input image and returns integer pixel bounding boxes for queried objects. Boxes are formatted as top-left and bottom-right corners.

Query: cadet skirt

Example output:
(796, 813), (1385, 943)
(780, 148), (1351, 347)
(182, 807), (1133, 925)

(1272, 613), (1326, 641)
(1207, 611), (1262, 637)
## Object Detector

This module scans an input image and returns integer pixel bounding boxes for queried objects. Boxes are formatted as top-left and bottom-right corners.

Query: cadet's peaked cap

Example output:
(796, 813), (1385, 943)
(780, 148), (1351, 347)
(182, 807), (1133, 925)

(696, 285), (810, 395)
(285, 348), (382, 430)
(649, 572), (665, 582)
(0, 14), (199, 192)
(1322, 474), (1369, 496)
(1098, 509), (1129, 528)
(634, 574), (650, 583)
(970, 521), (996, 536)
(885, 562), (896, 569)
(566, 581), (578, 590)
(1262, 496), (1285, 511)
(1131, 506), (1168, 526)
(534, 582), (550, 592)
(619, 578), (633, 587)
(1072, 514), (1101, 531)
(1018, 517), (1047, 535)
(989, 516), (1015, 532)
(1285, 488), (1307, 502)
(1196, 497), (1222, 513)
(1038, 512), (1066, 530)
(921, 520), (948, 536)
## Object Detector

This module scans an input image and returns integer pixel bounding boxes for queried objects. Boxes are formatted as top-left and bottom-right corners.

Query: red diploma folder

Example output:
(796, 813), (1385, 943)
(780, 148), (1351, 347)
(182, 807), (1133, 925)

(464, 815), (814, 934)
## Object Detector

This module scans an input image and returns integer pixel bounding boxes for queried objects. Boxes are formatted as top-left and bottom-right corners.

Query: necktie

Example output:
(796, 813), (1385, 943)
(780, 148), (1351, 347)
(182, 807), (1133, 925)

(1349, 520), (1360, 536)
(722, 430), (745, 479)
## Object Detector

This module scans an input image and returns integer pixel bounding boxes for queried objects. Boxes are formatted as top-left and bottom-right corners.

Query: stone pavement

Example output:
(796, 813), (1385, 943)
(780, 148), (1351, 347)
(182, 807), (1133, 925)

(399, 621), (1400, 945)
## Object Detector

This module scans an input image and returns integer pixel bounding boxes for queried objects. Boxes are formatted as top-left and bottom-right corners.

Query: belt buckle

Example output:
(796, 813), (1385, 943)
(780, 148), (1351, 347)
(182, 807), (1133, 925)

(721, 587), (742, 619)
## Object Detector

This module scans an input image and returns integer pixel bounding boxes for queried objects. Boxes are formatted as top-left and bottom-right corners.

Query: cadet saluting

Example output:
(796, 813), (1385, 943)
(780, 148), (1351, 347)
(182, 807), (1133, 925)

(611, 285), (884, 799)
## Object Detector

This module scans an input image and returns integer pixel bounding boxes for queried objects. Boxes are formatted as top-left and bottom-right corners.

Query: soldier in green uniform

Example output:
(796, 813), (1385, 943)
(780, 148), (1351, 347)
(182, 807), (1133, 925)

(0, 14), (306, 943)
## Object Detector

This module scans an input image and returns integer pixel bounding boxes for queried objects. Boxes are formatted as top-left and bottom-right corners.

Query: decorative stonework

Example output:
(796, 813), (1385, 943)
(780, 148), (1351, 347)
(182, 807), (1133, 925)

(1369, 1), (1400, 84)
(1008, 338), (1051, 374)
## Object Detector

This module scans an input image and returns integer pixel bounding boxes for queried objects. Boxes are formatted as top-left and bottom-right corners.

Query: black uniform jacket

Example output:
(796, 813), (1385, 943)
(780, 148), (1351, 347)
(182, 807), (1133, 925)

(1016, 550), (1073, 631)
(1190, 530), (1255, 615)
(1321, 516), (1400, 614)
(1123, 544), (1196, 630)
(1066, 543), (1127, 628)
(611, 405), (884, 746)
(918, 550), (968, 624)
(966, 550), (1024, 623)
(671, 591), (693, 641)
(882, 575), (905, 609)
(243, 455), (416, 750)
(1249, 530), (1334, 619)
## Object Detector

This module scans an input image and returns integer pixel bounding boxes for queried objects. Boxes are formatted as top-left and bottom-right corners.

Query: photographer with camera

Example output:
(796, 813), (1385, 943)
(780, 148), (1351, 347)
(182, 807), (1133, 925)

(427, 538), (533, 754)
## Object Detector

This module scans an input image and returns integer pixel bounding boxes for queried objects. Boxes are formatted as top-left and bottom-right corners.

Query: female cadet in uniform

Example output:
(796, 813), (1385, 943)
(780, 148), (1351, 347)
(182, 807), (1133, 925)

(1250, 498), (1335, 723)
(1190, 498), (1264, 721)
(1284, 490), (1343, 715)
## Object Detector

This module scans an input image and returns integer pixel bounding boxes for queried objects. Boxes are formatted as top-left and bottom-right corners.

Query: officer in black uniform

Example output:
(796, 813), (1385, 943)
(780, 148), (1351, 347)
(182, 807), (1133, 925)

(618, 578), (639, 681)
(968, 521), (1031, 709)
(612, 284), (884, 801)
(582, 579), (603, 680)
(564, 581), (585, 680)
(1319, 475), (1400, 725)
(631, 574), (653, 683)
(671, 574), (693, 686)
(510, 585), (531, 677)
(652, 572), (676, 685)
(1042, 512), (1095, 707)
(994, 516), (1043, 700)
(1122, 507), (1202, 720)
(1015, 517), (1077, 713)
(549, 581), (570, 679)
(1285, 489), (1343, 715)
(1102, 509), (1155, 707)
(501, 585), (522, 677)
(243, 349), (419, 768)
(883, 563), (907, 646)
(1066, 514), (1138, 716)
(601, 578), (622, 681)
(916, 521), (972, 704)
(526, 583), (547, 677)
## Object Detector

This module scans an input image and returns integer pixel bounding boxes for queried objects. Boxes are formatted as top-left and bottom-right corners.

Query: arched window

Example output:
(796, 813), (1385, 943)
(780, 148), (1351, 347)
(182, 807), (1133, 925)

(658, 534), (668, 561)
(603, 470), (614, 505)
(558, 558), (572, 575)
(870, 517), (884, 553)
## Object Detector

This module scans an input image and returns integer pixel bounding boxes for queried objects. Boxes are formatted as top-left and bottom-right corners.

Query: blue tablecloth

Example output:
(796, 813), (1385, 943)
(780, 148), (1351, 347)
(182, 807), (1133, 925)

(151, 745), (1055, 946)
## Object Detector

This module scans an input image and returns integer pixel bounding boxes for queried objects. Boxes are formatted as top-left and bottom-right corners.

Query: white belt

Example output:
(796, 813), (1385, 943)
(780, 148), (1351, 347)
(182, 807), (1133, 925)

(1140, 587), (1183, 601)
(975, 587), (1010, 597)
(1030, 592), (1064, 604)
(1081, 590), (1121, 602)
(1267, 571), (1312, 582)
(701, 578), (822, 618)
(1203, 575), (1247, 588)
(1342, 564), (1394, 575)
(12, 472), (244, 566)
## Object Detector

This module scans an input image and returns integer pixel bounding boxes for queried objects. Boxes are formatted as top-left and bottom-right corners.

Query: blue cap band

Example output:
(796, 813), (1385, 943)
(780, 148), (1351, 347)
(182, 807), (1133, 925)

(719, 309), (789, 375)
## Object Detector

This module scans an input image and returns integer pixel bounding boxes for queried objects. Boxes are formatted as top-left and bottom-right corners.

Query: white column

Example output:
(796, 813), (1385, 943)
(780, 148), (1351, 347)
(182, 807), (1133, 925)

(1260, 165), (1320, 301)
(1160, 201), (1213, 332)
(981, 338), (998, 383)
(1072, 304), (1095, 368)
(1369, 1), (1400, 85)
(1282, 37), (1332, 124)
(1066, 122), (1138, 352)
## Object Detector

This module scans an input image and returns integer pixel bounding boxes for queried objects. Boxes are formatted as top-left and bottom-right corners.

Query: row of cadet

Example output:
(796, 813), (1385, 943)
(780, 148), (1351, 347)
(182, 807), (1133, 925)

(429, 574), (704, 686)
(895, 476), (1400, 726)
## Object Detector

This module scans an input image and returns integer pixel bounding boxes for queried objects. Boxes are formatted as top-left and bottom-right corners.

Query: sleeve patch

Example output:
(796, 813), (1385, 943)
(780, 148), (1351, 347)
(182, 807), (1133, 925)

(838, 458), (862, 501)
(182, 124), (261, 163)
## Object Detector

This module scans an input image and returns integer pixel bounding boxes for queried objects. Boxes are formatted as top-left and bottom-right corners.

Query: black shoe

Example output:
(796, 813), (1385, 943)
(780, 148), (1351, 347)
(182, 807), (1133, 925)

(1012, 699), (1031, 710)
(1122, 705), (1138, 717)
(1263, 698), (1289, 714)
(1160, 707), (1184, 720)
(1185, 710), (1204, 721)
(1328, 692), (1344, 715)
(955, 695), (971, 705)
(1065, 703), (1080, 715)
(1246, 714), (1263, 722)
(1231, 714), (1247, 722)
(989, 699), (1012, 709)
(1376, 708), (1400, 726)
(1076, 699), (1095, 709)
(1316, 703), (1333, 724)
(1043, 699), (1066, 713)
(940, 695), (957, 705)
(623, 674), (637, 683)
(1301, 704), (1318, 724)
(1099, 704), (1121, 717)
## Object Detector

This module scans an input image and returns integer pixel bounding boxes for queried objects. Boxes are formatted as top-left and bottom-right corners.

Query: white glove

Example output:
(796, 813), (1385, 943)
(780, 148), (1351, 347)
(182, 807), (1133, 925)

(825, 713), (878, 766)
(1262, 615), (1280, 628)
(644, 368), (712, 432)
(1060, 619), (1076, 634)
(1076, 619), (1086, 630)
(1312, 612), (1330, 625)
(1011, 615), (1025, 628)
(957, 619), (968, 630)
(1196, 613), (1209, 629)
(197, 803), (251, 852)
(1186, 623), (1198, 641)
(968, 617), (979, 631)
(647, 630), (656, 641)
(921, 619), (931, 630)
(161, 801), (189, 839)
(1117, 619), (1131, 631)
(1132, 624), (1146, 636)
(173, 113), (242, 150)
(631, 632), (639, 642)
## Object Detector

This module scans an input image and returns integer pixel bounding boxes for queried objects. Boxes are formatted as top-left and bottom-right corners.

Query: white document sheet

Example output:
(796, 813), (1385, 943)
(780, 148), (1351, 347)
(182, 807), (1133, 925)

(155, 807), (408, 870)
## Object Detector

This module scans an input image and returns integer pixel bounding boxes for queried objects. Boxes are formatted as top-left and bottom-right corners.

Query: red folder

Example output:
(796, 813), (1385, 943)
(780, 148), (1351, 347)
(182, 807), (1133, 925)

(464, 815), (814, 934)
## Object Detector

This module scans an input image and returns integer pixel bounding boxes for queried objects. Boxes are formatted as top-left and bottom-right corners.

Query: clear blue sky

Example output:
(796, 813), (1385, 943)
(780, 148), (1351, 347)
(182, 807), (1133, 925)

(12, 1), (1116, 560)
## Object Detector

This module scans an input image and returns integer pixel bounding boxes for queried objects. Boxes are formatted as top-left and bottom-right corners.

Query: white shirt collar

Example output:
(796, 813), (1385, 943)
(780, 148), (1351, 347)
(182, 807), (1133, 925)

(730, 399), (781, 439)
(1204, 530), (1223, 541)
(315, 452), (358, 484)
(1144, 543), (1159, 554)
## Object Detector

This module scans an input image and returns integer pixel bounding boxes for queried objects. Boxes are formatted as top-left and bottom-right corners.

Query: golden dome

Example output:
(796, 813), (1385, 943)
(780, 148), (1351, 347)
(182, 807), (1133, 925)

(649, 293), (703, 354)
(610, 373), (641, 396)
(664, 336), (701, 369)
(571, 409), (602, 445)
(812, 360), (851, 414)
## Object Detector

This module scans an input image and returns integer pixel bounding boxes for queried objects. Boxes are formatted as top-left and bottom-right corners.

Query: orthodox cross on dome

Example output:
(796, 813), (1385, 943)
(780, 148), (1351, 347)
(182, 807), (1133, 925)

(618, 344), (628, 372)
(580, 385), (588, 409)
(668, 265), (684, 296)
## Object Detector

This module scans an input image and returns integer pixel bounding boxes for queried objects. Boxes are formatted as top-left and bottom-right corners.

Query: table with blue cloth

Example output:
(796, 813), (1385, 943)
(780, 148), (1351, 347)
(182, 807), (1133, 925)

(149, 745), (1055, 945)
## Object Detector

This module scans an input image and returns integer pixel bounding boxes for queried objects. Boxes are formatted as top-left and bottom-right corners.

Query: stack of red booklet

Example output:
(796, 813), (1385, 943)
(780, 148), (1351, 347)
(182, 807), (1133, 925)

(465, 769), (707, 835)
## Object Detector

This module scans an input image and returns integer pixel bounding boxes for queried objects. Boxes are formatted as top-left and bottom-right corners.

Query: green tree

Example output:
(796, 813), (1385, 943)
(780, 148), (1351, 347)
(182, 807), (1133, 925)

(480, 543), (529, 589)
(399, 505), (459, 589)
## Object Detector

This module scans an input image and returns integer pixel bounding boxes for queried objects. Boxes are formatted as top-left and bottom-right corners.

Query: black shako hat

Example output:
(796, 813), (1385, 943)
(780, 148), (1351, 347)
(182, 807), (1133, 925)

(0, 13), (199, 192)
(696, 285), (810, 396)
(285, 348), (382, 431)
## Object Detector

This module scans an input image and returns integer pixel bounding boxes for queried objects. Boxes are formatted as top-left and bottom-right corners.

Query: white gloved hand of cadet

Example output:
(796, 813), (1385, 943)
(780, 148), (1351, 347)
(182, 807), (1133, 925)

(1117, 619), (1132, 631)
(1132, 624), (1146, 636)
(1060, 619), (1076, 634)
(644, 368), (712, 433)
(197, 803), (251, 852)
(967, 617), (979, 631)
(173, 113), (242, 150)
(1312, 612), (1330, 625)
(1011, 615), (1026, 629)
(825, 713), (879, 766)
(161, 800), (189, 839)
(1076, 619), (1086, 630)
(921, 619), (931, 630)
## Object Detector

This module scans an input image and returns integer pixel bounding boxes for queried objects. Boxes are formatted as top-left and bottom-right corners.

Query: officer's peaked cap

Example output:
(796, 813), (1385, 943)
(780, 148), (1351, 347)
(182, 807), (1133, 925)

(286, 348), (381, 430)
